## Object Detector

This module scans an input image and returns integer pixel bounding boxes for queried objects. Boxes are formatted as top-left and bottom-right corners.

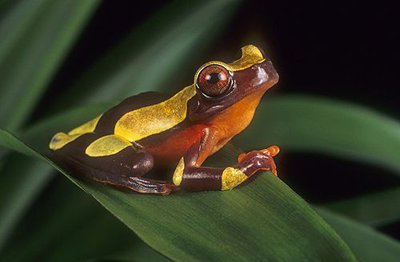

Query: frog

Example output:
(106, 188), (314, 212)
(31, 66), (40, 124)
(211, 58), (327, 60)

(49, 45), (280, 195)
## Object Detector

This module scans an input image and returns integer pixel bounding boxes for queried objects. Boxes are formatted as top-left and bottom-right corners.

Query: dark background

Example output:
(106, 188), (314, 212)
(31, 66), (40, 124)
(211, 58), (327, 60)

(44, 0), (400, 238)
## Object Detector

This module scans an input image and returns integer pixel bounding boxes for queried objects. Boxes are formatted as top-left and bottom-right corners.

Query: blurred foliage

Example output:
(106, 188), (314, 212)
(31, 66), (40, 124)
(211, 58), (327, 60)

(0, 0), (399, 261)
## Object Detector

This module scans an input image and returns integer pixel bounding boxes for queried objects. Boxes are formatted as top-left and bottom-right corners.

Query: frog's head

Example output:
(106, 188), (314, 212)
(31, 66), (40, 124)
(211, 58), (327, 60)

(189, 45), (279, 122)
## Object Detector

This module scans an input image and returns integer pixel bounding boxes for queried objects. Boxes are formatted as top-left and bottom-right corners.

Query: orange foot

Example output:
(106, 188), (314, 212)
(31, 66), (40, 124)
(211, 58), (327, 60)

(237, 145), (280, 176)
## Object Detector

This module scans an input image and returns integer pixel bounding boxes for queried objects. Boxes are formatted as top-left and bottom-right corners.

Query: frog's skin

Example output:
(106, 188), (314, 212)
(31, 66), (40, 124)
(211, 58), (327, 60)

(49, 45), (279, 195)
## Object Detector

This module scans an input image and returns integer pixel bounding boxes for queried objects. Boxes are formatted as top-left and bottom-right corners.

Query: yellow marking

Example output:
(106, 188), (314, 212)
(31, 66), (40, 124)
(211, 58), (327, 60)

(68, 115), (102, 135)
(221, 167), (248, 190)
(49, 132), (81, 150)
(114, 85), (196, 142)
(49, 45), (263, 151)
(49, 115), (102, 150)
(85, 135), (131, 157)
(194, 45), (265, 81)
(173, 157), (185, 186)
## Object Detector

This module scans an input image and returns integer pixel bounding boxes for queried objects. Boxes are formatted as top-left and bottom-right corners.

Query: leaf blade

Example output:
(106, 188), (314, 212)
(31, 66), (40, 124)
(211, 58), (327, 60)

(0, 129), (356, 261)
(0, 155), (53, 250)
(0, 0), (240, 252)
(0, 0), (100, 130)
(318, 208), (400, 262)
(0, 105), (111, 251)
(325, 188), (400, 227)
(240, 95), (400, 174)
(0, 179), (159, 262)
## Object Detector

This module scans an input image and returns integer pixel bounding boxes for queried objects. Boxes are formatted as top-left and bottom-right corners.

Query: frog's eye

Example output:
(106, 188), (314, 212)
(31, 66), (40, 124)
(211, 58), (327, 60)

(196, 65), (232, 98)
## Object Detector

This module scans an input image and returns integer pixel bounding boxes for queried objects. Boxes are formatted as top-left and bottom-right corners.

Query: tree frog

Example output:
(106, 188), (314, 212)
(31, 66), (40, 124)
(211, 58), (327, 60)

(49, 45), (279, 195)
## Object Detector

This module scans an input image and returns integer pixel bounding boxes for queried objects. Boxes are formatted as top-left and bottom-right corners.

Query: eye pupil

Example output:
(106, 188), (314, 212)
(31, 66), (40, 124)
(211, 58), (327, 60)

(206, 72), (222, 84)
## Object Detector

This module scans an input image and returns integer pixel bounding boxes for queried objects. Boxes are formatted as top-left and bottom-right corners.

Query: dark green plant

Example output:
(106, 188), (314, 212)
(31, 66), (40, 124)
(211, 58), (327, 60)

(0, 0), (399, 261)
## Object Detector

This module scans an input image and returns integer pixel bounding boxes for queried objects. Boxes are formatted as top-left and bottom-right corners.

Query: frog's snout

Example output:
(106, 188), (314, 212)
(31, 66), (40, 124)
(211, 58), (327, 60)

(253, 46), (279, 85)
(249, 60), (279, 89)
(241, 45), (279, 87)
(258, 59), (279, 87)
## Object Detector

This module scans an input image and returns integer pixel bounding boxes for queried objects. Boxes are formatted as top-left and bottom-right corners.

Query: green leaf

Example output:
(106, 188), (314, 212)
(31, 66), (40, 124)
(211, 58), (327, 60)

(1, 172), (166, 262)
(0, 155), (53, 250)
(106, 243), (168, 262)
(325, 188), (400, 227)
(58, 0), (242, 107)
(239, 95), (400, 228)
(0, 104), (107, 250)
(0, 178), (148, 262)
(318, 208), (400, 262)
(0, 0), (100, 131)
(0, 0), (240, 250)
(22, 103), (110, 153)
(240, 95), (400, 174)
(0, 129), (356, 261)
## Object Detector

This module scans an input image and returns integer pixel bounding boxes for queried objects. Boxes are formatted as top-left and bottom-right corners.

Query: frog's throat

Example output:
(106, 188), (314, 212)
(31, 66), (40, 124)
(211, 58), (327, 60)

(194, 45), (265, 82)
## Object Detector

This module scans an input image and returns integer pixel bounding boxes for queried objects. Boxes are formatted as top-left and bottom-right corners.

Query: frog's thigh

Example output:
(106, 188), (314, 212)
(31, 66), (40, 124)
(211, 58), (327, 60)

(85, 134), (135, 157)
(84, 134), (154, 177)
(54, 133), (177, 194)
(55, 133), (154, 178)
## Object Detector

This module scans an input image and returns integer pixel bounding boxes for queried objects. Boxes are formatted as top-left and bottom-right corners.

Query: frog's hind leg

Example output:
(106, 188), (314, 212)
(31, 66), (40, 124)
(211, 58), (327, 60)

(52, 133), (175, 195)
(87, 169), (175, 195)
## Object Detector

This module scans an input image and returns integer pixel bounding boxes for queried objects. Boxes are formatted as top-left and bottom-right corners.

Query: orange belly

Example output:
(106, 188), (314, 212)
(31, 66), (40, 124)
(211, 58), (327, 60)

(144, 124), (206, 168)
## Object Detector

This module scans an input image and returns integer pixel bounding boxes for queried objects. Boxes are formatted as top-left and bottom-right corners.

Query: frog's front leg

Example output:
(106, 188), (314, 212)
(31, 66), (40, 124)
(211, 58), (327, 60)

(172, 128), (279, 191)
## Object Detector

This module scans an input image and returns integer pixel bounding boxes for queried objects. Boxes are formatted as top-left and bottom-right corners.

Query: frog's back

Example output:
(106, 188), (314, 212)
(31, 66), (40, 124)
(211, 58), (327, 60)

(49, 92), (167, 151)
(94, 91), (170, 136)
(50, 86), (196, 152)
(108, 86), (196, 142)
